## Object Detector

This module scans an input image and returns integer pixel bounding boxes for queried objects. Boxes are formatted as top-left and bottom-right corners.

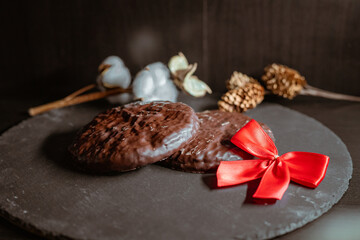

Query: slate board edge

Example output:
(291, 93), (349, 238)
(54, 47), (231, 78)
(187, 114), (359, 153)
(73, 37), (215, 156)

(0, 110), (82, 240)
(238, 103), (353, 240)
(0, 104), (353, 240)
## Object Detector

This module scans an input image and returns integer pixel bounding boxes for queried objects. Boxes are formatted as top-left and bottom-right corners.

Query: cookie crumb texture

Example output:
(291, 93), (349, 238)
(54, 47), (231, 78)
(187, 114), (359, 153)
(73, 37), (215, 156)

(69, 101), (199, 172)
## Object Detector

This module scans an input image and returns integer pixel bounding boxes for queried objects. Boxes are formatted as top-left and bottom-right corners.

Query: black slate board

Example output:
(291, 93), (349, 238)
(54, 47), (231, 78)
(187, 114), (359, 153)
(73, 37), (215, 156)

(0, 101), (353, 240)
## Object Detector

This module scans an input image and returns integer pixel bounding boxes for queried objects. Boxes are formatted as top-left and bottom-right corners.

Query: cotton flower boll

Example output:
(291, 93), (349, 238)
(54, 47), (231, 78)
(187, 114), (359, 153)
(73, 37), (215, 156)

(98, 56), (131, 89)
(132, 69), (155, 100)
(96, 56), (132, 105)
(150, 79), (178, 102)
(146, 62), (170, 86)
(101, 66), (131, 89)
(133, 62), (179, 102)
(101, 56), (125, 67)
(141, 81), (178, 102)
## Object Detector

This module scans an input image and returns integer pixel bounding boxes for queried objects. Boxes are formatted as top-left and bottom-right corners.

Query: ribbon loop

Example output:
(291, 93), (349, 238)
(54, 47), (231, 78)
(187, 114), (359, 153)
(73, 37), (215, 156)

(217, 119), (329, 200)
(281, 152), (329, 188)
(231, 120), (278, 159)
(217, 160), (269, 187)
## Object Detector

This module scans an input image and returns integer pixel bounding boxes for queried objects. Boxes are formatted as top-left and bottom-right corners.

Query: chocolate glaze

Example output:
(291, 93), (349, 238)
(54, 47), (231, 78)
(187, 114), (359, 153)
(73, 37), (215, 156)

(69, 101), (199, 172)
(161, 110), (274, 173)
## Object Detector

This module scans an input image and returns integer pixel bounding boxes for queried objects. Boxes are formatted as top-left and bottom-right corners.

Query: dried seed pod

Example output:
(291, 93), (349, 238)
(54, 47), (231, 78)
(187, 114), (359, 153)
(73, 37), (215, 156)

(218, 83), (265, 113)
(218, 100), (237, 113)
(262, 63), (307, 99)
(262, 63), (360, 102)
(226, 71), (260, 90)
(168, 52), (212, 97)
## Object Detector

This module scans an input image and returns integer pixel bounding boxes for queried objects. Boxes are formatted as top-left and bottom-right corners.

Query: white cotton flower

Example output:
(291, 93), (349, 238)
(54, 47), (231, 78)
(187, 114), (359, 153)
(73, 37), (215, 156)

(102, 56), (125, 67)
(132, 70), (155, 99)
(146, 62), (170, 86)
(133, 62), (178, 102)
(97, 56), (131, 89)
(96, 56), (133, 104)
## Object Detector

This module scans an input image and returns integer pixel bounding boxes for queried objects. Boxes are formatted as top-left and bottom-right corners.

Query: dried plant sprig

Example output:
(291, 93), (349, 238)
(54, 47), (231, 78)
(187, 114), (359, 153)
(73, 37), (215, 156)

(28, 87), (131, 116)
(63, 84), (96, 101)
(301, 85), (360, 101)
(29, 55), (134, 116)
(227, 71), (260, 90)
(262, 63), (360, 101)
(219, 71), (265, 113)
(168, 52), (212, 97)
(218, 82), (265, 113)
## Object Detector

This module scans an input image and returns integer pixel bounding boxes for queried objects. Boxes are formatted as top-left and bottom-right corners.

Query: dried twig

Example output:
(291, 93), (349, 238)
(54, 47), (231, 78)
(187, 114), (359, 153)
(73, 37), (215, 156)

(28, 87), (131, 116)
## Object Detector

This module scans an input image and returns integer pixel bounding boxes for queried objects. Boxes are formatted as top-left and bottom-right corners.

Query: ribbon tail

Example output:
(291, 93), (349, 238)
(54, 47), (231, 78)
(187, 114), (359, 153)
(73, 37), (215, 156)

(253, 160), (290, 200)
(217, 160), (269, 187)
(282, 152), (330, 188)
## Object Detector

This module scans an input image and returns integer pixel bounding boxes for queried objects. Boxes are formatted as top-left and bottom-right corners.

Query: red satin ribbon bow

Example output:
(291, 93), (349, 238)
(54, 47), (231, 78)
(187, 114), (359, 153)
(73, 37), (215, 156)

(216, 119), (329, 200)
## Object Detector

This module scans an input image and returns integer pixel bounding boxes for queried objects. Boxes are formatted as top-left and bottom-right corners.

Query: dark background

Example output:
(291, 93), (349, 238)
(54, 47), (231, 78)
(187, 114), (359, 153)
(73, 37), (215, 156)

(1, 0), (360, 101)
(1, 0), (360, 239)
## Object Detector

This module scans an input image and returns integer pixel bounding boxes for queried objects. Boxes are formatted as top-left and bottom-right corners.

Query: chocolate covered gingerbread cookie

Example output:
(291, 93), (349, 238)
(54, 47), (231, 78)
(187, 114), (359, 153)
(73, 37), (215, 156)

(69, 101), (199, 172)
(160, 110), (274, 173)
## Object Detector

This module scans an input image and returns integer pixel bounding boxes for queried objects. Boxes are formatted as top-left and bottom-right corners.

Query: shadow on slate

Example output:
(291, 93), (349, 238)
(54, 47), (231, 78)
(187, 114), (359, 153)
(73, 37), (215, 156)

(41, 130), (136, 177)
(41, 130), (79, 174)
(202, 175), (277, 205)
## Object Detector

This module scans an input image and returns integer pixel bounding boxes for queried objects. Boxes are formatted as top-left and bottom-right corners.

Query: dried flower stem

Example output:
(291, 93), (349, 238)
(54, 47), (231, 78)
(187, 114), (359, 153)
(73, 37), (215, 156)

(29, 87), (132, 116)
(64, 84), (96, 101)
(300, 85), (360, 102)
(262, 84), (360, 101)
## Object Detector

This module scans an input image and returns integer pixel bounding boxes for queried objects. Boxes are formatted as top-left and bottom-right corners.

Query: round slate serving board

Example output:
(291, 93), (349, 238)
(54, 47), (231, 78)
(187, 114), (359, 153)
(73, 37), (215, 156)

(0, 102), (353, 240)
